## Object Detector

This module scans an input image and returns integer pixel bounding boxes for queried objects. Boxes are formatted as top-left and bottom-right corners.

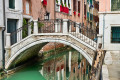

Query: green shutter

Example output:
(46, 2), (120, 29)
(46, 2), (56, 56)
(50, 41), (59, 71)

(90, 0), (92, 5)
(87, 0), (89, 3)
(90, 13), (93, 20)
(87, 12), (89, 20)
(9, 0), (15, 9)
(111, 27), (120, 42)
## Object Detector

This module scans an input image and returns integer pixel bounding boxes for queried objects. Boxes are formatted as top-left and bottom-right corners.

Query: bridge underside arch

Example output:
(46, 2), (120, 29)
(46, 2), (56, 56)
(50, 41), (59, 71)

(6, 38), (93, 69)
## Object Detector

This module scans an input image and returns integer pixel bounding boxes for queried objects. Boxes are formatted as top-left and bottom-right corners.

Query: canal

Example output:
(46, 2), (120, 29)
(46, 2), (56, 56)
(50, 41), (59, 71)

(2, 47), (91, 80)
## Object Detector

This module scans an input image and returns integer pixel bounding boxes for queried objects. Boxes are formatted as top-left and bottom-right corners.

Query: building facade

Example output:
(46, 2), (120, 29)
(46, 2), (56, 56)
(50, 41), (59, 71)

(0, 0), (4, 69)
(99, 0), (120, 50)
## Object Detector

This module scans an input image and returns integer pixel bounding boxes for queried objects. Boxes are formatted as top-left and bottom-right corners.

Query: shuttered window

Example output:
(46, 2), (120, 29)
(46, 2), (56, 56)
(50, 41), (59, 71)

(90, 0), (92, 5)
(73, 0), (76, 11)
(111, 0), (120, 11)
(111, 27), (120, 43)
(84, 4), (86, 16)
(9, 0), (15, 9)
(78, 1), (80, 13)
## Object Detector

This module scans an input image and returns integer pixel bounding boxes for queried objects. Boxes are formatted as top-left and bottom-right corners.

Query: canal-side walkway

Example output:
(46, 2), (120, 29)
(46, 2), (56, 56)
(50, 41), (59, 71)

(102, 51), (120, 80)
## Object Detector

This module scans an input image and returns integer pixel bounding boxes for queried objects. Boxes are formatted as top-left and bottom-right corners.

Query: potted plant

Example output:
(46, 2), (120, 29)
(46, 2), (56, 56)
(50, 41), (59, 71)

(68, 3), (70, 8)
(78, 12), (80, 17)
(73, 11), (76, 16)
(60, 1), (64, 12)
(56, 0), (58, 4)
(84, 15), (86, 19)
(43, 0), (47, 6)
(64, 3), (67, 13)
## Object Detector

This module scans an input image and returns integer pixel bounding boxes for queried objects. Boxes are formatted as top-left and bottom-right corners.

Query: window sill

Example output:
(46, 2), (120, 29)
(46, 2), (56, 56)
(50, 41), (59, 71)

(99, 11), (120, 14)
(8, 8), (21, 12)
(56, 11), (72, 16)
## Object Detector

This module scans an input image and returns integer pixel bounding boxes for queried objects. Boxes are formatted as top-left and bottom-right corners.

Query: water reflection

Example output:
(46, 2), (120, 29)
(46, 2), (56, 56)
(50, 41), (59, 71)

(3, 49), (91, 80)
(39, 50), (91, 80)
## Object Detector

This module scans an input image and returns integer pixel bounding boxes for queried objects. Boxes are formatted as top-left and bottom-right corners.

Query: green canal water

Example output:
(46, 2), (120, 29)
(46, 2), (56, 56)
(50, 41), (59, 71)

(2, 49), (91, 80)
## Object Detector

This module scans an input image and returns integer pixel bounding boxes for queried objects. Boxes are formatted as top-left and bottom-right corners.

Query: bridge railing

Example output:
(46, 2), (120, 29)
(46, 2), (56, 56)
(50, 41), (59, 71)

(5, 19), (97, 47)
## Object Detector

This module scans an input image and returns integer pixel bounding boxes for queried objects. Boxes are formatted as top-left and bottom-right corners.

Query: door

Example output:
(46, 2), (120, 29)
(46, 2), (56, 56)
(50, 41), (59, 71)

(7, 19), (17, 45)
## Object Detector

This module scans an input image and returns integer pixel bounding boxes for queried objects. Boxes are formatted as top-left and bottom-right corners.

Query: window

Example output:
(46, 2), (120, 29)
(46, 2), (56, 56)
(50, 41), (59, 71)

(111, 0), (120, 11)
(78, 1), (80, 13)
(9, 0), (15, 9)
(64, 0), (66, 4)
(84, 3), (86, 16)
(73, 0), (76, 11)
(111, 27), (120, 43)
(26, 1), (30, 14)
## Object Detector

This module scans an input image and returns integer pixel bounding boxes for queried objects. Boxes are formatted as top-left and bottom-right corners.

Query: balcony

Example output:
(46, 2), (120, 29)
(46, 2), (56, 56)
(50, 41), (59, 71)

(55, 1), (72, 15)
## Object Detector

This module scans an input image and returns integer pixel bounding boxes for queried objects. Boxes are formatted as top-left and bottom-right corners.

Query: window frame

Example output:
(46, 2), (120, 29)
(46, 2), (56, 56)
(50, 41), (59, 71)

(9, 0), (15, 9)
(111, 0), (120, 11)
(111, 26), (120, 43)
(73, 0), (76, 11)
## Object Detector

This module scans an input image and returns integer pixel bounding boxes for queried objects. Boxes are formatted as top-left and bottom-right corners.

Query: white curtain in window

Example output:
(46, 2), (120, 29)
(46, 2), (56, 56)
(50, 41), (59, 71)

(26, 1), (29, 14)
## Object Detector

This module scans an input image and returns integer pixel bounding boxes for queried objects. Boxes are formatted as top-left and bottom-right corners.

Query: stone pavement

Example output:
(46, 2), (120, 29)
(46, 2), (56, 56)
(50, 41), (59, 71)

(102, 51), (120, 80)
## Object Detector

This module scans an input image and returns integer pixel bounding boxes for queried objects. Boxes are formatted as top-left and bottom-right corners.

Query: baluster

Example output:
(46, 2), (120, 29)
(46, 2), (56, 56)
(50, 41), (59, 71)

(6, 33), (11, 47)
(33, 20), (38, 34)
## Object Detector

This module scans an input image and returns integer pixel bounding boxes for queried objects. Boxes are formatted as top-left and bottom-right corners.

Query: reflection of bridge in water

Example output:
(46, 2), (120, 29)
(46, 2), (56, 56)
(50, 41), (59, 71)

(5, 19), (106, 80)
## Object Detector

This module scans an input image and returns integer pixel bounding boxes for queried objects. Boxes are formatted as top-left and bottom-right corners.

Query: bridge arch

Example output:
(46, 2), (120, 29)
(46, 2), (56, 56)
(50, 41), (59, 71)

(5, 34), (95, 69)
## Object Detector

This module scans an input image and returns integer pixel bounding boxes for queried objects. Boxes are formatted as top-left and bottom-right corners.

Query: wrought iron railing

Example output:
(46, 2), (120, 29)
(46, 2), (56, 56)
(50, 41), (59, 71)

(38, 19), (63, 33)
(10, 22), (33, 45)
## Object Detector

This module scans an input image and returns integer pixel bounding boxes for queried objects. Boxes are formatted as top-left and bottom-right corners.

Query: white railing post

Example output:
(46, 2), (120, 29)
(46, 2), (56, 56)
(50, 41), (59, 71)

(28, 24), (31, 35)
(76, 23), (79, 33)
(69, 51), (71, 72)
(6, 33), (11, 48)
(33, 20), (38, 34)
(69, 24), (71, 33)
(5, 33), (11, 59)
(97, 34), (102, 49)
(55, 22), (58, 33)
(63, 19), (68, 34)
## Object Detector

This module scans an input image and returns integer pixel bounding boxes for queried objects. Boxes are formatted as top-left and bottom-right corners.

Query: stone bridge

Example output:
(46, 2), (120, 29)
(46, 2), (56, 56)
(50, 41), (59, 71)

(5, 19), (99, 71)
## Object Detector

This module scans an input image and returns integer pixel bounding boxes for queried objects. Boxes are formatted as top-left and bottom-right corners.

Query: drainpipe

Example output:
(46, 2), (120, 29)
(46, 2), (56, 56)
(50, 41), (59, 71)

(2, 0), (6, 69)
(54, 0), (56, 19)
(103, 14), (105, 49)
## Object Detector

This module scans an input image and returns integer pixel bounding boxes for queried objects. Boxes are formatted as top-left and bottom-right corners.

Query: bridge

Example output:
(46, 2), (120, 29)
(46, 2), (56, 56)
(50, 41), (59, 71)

(5, 19), (105, 80)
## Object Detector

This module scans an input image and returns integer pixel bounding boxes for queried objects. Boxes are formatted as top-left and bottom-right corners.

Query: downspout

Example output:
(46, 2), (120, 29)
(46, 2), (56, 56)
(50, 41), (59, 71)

(103, 14), (105, 49)
(103, 0), (107, 49)
(2, 0), (6, 69)
(54, 0), (56, 19)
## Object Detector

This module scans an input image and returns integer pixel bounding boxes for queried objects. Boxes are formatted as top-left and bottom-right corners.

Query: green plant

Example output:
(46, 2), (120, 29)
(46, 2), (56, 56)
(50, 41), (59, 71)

(56, 0), (58, 4)
(38, 22), (44, 28)
(65, 3), (67, 7)
(22, 19), (28, 38)
(61, 1), (64, 7)
(68, 3), (70, 8)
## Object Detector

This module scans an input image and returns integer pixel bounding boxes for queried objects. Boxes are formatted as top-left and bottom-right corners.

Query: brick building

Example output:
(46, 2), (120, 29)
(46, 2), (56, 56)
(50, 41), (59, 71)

(22, 0), (99, 51)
